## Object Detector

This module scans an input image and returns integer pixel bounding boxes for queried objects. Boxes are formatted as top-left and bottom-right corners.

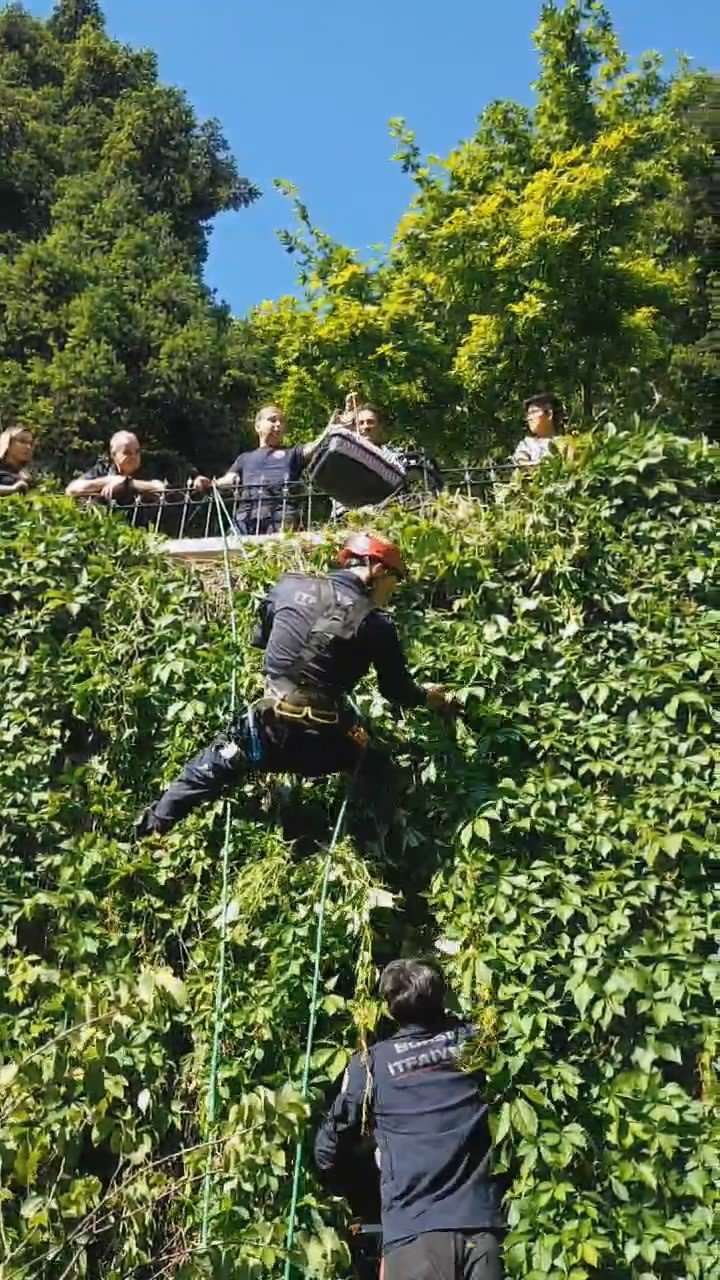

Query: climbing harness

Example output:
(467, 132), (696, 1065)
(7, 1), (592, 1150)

(273, 699), (341, 727)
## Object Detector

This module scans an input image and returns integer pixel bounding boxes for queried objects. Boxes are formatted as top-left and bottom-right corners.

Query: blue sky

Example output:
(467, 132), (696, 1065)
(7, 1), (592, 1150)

(26, 1), (718, 317)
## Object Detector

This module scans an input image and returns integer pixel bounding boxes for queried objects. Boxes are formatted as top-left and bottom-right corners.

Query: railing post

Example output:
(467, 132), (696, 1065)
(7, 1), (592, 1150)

(306, 479), (313, 531)
(230, 476), (240, 531)
(153, 489), (167, 535)
(178, 481), (192, 541)
(254, 479), (263, 536)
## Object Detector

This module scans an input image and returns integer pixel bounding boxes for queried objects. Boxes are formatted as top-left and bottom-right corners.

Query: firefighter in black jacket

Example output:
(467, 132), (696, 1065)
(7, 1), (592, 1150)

(136, 533), (453, 836)
(314, 959), (507, 1280)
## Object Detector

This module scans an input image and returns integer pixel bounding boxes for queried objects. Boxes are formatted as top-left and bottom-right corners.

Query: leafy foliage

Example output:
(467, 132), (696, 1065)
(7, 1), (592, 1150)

(0, 424), (717, 1277)
(0, 1), (259, 475)
(248, 1), (713, 454)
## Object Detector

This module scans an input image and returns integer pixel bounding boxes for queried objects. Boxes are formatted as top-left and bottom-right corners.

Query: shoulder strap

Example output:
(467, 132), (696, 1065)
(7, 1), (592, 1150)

(284, 576), (375, 686)
(361, 1043), (375, 1135)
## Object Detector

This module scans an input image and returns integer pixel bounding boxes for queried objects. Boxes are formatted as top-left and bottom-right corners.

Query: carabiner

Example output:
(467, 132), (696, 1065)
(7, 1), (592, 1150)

(246, 703), (263, 764)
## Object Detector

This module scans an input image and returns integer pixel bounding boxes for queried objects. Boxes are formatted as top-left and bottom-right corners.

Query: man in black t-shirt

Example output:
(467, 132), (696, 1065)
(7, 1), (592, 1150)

(66, 431), (167, 504)
(195, 405), (328, 534)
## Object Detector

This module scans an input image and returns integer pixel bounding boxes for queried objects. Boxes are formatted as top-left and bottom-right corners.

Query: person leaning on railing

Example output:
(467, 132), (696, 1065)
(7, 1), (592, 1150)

(0, 426), (35, 496)
(65, 431), (168, 504)
(193, 404), (330, 535)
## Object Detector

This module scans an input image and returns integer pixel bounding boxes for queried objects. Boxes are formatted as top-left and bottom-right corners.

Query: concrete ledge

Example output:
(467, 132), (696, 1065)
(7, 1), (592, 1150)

(164, 531), (326, 563)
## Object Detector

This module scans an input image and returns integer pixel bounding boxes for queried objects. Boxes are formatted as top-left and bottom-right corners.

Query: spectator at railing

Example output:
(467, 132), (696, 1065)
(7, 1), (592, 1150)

(327, 404), (442, 518)
(195, 404), (328, 535)
(326, 403), (404, 520)
(0, 426), (35, 496)
(354, 403), (405, 465)
(65, 431), (168, 503)
(512, 392), (566, 466)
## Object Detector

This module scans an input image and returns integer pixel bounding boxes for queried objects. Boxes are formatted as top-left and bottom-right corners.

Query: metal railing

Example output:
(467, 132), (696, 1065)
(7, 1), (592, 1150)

(78, 464), (530, 540)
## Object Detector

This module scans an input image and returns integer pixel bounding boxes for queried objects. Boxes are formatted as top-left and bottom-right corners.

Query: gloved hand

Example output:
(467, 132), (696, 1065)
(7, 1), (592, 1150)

(424, 685), (462, 717)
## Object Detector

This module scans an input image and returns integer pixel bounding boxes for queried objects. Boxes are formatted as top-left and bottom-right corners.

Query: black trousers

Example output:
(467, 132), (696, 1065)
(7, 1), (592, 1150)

(233, 508), (300, 536)
(137, 707), (391, 836)
(384, 1232), (504, 1280)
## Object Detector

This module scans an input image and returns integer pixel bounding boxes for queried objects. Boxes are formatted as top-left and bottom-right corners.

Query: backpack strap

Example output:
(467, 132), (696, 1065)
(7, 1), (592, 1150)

(284, 576), (375, 687)
(360, 1043), (375, 1136)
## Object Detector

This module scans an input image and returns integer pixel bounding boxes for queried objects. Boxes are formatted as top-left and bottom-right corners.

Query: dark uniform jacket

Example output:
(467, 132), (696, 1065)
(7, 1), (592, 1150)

(252, 570), (427, 708)
(314, 1020), (506, 1247)
(0, 460), (26, 489)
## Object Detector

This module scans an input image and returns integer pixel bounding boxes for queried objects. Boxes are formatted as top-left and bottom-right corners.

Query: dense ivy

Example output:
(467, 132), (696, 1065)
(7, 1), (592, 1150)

(0, 424), (717, 1278)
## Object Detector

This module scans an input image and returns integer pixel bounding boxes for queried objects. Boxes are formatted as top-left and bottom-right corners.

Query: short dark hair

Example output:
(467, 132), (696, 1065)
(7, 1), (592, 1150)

(523, 392), (564, 423)
(379, 958), (446, 1025)
(357, 402), (385, 424)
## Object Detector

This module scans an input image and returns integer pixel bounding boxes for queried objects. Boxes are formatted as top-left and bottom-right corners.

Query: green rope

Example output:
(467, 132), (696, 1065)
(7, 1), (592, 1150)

(197, 486), (354, 1269)
(199, 486), (240, 1246)
(282, 786), (352, 1280)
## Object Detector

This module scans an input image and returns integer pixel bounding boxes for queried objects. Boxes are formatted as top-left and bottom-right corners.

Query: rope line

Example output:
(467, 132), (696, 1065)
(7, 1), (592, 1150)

(199, 486), (241, 1245)
(282, 786), (352, 1280)
(196, 486), (354, 1271)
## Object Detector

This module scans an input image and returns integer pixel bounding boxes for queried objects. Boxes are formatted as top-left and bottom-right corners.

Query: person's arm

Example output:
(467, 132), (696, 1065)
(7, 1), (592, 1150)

(250, 587), (275, 650)
(300, 435), (321, 463)
(0, 479), (28, 495)
(300, 426), (335, 464)
(127, 477), (167, 496)
(314, 1054), (369, 1181)
(65, 470), (122, 498)
(212, 456), (244, 489)
(368, 613), (450, 711)
(511, 439), (531, 466)
(66, 472), (164, 499)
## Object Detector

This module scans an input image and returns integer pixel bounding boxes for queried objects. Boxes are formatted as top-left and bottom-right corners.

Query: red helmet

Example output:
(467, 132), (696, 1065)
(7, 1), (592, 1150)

(337, 532), (407, 579)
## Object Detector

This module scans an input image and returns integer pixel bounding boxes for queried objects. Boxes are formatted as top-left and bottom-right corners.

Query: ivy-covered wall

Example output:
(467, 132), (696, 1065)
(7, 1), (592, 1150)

(0, 425), (717, 1279)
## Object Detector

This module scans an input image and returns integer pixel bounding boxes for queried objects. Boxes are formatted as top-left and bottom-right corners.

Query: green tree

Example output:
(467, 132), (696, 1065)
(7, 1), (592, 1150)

(48, 0), (104, 42)
(0, 2), (259, 473)
(249, 1), (712, 457)
(666, 73), (719, 439)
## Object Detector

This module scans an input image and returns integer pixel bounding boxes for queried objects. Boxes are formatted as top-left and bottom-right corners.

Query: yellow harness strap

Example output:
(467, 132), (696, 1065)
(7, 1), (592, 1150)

(273, 698), (340, 727)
